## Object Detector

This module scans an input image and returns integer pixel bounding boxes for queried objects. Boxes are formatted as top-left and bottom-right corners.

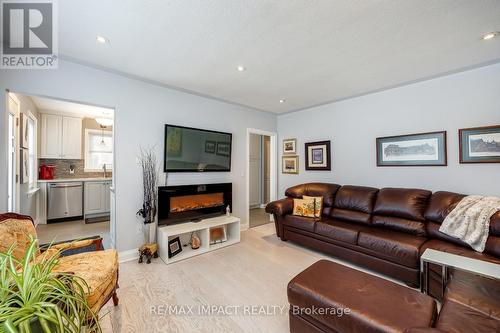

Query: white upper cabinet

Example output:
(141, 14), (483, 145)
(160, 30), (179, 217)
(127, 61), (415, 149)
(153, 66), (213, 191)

(61, 116), (82, 159)
(40, 114), (81, 159)
(40, 114), (62, 158)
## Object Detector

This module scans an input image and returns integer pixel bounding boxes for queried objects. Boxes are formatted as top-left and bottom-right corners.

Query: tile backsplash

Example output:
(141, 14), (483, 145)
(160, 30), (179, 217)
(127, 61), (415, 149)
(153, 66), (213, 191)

(39, 159), (112, 179)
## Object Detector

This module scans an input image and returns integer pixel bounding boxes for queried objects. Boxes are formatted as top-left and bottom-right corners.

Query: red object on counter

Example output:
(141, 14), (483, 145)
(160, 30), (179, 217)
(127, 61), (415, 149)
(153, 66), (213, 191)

(39, 165), (55, 180)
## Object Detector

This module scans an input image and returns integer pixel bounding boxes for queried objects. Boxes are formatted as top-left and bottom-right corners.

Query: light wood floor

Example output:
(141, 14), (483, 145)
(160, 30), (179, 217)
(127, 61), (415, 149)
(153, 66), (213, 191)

(98, 223), (404, 333)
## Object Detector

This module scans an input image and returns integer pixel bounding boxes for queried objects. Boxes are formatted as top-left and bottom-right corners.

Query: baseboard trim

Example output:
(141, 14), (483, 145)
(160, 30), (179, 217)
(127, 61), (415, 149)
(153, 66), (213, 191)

(118, 248), (139, 263)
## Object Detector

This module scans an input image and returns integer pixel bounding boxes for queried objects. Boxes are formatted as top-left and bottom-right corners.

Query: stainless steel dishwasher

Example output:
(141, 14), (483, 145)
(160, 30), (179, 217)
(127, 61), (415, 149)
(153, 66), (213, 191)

(47, 182), (83, 221)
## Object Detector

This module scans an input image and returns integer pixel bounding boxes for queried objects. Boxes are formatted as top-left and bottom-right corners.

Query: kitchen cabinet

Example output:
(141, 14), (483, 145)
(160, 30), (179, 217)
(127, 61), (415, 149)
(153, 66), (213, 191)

(40, 114), (82, 159)
(84, 180), (111, 216)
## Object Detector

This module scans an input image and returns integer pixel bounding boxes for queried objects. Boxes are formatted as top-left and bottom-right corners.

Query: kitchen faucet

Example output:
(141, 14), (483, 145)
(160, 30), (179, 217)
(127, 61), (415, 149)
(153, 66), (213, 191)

(103, 164), (107, 178)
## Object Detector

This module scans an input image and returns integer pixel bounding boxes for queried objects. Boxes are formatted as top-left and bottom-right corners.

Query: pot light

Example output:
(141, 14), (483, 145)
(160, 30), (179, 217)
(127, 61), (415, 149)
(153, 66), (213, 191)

(237, 65), (246, 72)
(279, 99), (285, 103)
(96, 35), (109, 44)
(95, 117), (113, 127)
(482, 32), (499, 40)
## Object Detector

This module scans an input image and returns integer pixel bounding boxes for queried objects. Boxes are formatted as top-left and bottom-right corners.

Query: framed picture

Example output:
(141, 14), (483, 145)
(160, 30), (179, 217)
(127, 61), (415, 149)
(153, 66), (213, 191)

(305, 141), (331, 171)
(459, 125), (500, 163)
(210, 226), (227, 244)
(282, 155), (299, 174)
(20, 149), (29, 184)
(205, 140), (216, 154)
(376, 131), (447, 166)
(216, 142), (231, 156)
(282, 138), (297, 154)
(21, 113), (28, 149)
(168, 237), (182, 258)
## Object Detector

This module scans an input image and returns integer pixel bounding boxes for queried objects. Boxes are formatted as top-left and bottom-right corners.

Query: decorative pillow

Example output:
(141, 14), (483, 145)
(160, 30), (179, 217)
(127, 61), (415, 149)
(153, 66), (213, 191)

(303, 195), (324, 218)
(293, 198), (316, 218)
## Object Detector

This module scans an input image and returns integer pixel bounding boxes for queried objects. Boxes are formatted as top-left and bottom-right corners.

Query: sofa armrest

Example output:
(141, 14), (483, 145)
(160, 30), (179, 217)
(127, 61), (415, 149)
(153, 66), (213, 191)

(40, 237), (103, 257)
(265, 198), (294, 216)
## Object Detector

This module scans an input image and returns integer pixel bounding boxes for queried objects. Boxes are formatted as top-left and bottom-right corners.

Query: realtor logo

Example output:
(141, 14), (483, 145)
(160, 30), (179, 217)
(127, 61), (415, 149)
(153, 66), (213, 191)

(1, 0), (58, 69)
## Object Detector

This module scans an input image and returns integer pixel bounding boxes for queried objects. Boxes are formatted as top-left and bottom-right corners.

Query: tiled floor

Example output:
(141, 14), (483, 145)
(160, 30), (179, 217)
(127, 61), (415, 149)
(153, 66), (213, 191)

(36, 219), (111, 248)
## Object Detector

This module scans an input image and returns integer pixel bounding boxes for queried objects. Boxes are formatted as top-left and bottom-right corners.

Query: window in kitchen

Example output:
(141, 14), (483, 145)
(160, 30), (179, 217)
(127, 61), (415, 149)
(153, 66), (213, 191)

(85, 128), (113, 171)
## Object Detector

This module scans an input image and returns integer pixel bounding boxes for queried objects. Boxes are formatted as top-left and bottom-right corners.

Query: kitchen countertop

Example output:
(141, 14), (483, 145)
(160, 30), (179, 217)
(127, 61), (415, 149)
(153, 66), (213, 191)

(38, 177), (112, 183)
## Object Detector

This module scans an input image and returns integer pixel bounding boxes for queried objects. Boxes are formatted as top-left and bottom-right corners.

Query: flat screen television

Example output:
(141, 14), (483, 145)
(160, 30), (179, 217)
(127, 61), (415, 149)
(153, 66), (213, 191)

(164, 124), (232, 172)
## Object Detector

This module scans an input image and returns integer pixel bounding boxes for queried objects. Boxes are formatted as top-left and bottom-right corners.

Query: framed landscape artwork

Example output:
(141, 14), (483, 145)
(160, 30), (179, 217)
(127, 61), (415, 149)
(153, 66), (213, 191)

(376, 131), (447, 166)
(282, 156), (299, 174)
(459, 125), (500, 163)
(305, 140), (331, 171)
(283, 138), (297, 154)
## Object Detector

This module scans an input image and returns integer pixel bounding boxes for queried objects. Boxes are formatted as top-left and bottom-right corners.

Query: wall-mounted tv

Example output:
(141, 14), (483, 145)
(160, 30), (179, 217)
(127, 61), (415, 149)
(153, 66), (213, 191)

(164, 124), (232, 172)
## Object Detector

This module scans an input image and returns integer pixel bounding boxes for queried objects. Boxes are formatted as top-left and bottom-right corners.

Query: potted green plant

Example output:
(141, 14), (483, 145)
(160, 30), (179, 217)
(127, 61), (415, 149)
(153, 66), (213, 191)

(0, 239), (100, 333)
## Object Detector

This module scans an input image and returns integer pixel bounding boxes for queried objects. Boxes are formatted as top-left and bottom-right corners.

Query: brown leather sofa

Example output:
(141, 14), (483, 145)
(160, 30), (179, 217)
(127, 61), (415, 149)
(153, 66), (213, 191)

(266, 183), (500, 289)
(267, 183), (500, 332)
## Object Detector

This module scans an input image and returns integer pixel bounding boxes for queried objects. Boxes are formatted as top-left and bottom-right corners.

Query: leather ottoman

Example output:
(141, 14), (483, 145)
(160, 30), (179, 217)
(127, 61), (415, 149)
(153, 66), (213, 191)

(288, 260), (437, 333)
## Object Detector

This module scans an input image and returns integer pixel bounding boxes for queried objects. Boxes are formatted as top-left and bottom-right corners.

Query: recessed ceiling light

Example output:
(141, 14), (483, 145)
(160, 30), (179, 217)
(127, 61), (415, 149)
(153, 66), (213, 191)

(96, 35), (109, 44)
(482, 32), (499, 40)
(237, 65), (246, 72)
(279, 99), (285, 103)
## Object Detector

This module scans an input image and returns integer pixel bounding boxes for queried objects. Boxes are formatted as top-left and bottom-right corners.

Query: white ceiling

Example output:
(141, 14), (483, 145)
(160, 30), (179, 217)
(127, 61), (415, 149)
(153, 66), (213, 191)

(30, 96), (114, 118)
(59, 0), (500, 113)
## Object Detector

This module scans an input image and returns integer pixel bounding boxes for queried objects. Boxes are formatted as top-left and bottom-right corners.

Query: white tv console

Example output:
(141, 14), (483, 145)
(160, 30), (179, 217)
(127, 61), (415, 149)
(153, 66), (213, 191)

(157, 215), (241, 265)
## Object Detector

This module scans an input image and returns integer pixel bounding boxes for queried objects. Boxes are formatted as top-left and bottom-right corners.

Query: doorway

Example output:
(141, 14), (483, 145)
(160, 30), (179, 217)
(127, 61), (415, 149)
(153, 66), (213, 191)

(246, 129), (277, 229)
(3, 91), (116, 249)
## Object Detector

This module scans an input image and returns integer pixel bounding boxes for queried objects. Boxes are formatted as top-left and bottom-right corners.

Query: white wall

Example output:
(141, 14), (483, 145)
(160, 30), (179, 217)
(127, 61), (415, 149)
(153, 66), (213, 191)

(278, 63), (500, 197)
(0, 60), (276, 252)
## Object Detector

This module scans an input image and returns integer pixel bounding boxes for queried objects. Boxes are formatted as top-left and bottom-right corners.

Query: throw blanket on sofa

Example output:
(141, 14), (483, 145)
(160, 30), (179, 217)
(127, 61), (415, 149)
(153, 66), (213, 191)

(439, 195), (500, 252)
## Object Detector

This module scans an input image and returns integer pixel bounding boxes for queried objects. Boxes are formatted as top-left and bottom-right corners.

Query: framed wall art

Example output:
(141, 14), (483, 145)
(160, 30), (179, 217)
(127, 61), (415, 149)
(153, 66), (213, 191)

(216, 142), (231, 156)
(282, 138), (297, 154)
(282, 155), (299, 174)
(459, 125), (500, 163)
(168, 236), (182, 258)
(376, 131), (447, 166)
(205, 140), (216, 154)
(305, 140), (331, 171)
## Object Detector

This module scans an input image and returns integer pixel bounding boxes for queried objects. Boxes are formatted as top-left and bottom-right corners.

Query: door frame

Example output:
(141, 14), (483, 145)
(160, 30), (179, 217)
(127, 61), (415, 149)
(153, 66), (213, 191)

(246, 128), (277, 230)
(3, 91), (117, 249)
(5, 92), (20, 212)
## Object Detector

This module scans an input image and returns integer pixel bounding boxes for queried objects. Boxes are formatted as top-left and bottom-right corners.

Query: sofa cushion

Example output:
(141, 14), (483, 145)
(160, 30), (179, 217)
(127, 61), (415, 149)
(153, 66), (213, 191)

(292, 198), (316, 217)
(373, 188), (431, 235)
(372, 215), (427, 236)
(358, 229), (427, 267)
(285, 183), (340, 208)
(424, 191), (465, 223)
(283, 215), (317, 233)
(54, 249), (118, 313)
(330, 185), (378, 225)
(425, 191), (500, 237)
(315, 219), (363, 245)
(436, 300), (500, 333)
(374, 188), (431, 221)
(288, 260), (437, 333)
(445, 270), (500, 320)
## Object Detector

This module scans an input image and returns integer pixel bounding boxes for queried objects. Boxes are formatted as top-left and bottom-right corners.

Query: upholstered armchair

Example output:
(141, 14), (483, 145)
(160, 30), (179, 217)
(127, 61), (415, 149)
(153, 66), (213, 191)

(0, 213), (119, 314)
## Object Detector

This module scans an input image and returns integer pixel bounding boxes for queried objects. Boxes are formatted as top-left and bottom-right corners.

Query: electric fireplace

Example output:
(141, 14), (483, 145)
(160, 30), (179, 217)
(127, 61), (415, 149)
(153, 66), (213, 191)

(158, 183), (232, 226)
